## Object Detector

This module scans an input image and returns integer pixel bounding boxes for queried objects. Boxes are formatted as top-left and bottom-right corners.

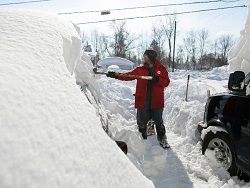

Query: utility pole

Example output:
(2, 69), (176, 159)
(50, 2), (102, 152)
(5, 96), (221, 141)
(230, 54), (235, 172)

(172, 21), (177, 72)
(185, 75), (190, 102)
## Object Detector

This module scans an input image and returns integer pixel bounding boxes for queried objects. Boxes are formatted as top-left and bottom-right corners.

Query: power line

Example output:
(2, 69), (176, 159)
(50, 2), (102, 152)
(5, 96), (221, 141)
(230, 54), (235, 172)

(0, 0), (51, 6)
(221, 0), (242, 2)
(205, 0), (242, 27)
(59, 0), (240, 15)
(76, 5), (247, 25)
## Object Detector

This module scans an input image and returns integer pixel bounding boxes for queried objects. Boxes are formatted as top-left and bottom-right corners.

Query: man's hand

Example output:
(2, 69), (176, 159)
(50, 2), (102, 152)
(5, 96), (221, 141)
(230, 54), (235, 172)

(151, 76), (159, 83)
(106, 71), (118, 79)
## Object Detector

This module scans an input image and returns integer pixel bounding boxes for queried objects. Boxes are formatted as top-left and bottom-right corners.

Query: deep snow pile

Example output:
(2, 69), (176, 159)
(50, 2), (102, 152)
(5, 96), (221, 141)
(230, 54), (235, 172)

(96, 66), (250, 188)
(0, 11), (154, 188)
(229, 4), (250, 74)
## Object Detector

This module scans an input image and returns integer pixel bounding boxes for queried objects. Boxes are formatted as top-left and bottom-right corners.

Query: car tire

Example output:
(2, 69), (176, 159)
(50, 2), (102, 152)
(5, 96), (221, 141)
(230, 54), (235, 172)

(202, 131), (237, 176)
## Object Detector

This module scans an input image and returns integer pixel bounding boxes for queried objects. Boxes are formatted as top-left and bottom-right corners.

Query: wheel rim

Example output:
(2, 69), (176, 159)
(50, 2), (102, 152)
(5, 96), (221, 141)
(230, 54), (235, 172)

(207, 138), (233, 170)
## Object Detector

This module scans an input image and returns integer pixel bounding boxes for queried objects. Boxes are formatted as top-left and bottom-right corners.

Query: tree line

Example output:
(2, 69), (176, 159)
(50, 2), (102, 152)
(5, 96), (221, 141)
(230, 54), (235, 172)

(82, 16), (235, 71)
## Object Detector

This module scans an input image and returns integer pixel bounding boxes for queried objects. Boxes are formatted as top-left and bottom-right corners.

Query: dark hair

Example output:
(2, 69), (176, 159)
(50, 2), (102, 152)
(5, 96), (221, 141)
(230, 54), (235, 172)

(144, 50), (157, 62)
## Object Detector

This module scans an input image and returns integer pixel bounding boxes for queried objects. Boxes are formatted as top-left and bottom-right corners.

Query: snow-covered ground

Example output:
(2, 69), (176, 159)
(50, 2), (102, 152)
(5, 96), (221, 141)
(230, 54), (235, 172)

(0, 11), (154, 188)
(96, 66), (250, 188)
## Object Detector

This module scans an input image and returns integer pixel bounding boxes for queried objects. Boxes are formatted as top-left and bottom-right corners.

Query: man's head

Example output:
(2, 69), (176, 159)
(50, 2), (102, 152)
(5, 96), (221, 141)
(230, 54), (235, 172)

(143, 50), (157, 65)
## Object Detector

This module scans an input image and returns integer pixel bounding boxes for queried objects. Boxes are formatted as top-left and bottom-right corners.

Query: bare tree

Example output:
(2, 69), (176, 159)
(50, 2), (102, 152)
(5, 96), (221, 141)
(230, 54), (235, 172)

(109, 21), (135, 58)
(162, 15), (177, 65)
(184, 31), (197, 70)
(150, 39), (161, 56)
(150, 25), (167, 65)
(98, 34), (112, 58)
(91, 30), (99, 52)
(86, 21), (235, 71)
(89, 30), (110, 61)
(134, 33), (149, 66)
(81, 31), (88, 46)
(213, 39), (218, 57)
(218, 34), (234, 65)
(206, 39), (219, 68)
(176, 45), (185, 69)
(197, 29), (209, 69)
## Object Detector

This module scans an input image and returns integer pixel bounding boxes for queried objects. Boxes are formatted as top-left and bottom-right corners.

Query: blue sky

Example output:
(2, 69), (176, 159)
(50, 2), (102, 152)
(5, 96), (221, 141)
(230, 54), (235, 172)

(0, 0), (249, 43)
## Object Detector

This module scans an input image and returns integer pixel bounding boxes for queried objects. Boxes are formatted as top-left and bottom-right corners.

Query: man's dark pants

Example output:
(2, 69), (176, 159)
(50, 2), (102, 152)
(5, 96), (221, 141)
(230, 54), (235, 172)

(137, 106), (166, 140)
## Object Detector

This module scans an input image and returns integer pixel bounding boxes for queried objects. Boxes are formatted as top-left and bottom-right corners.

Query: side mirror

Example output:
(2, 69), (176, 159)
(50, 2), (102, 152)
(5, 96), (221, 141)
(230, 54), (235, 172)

(228, 71), (245, 92)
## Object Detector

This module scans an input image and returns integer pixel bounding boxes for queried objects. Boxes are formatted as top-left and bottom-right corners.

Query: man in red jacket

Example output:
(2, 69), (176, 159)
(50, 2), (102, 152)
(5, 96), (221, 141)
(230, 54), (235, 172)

(107, 50), (170, 148)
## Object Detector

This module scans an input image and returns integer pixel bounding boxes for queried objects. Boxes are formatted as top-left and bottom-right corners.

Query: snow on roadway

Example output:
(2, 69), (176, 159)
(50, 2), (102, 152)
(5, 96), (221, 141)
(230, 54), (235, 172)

(96, 66), (250, 188)
(0, 11), (154, 188)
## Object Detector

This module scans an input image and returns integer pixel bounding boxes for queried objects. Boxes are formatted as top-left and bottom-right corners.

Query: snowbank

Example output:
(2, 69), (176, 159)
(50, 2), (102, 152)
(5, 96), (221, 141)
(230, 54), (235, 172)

(0, 10), (154, 188)
(229, 4), (250, 74)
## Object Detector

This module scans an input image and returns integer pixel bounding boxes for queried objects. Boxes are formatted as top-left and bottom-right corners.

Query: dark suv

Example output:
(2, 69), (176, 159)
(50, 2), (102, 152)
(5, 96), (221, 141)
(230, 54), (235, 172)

(198, 71), (250, 177)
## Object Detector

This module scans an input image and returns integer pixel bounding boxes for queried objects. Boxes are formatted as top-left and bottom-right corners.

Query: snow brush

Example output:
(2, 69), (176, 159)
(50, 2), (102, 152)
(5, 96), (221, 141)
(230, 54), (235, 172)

(93, 68), (153, 80)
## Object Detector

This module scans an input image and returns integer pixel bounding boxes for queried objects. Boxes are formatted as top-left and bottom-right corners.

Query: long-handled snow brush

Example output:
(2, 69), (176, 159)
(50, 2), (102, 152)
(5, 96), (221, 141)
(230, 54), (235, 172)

(93, 68), (153, 80)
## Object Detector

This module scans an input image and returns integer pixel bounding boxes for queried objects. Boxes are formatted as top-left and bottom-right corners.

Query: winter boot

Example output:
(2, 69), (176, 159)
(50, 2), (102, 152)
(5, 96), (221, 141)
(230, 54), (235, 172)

(142, 131), (147, 140)
(139, 126), (147, 139)
(158, 135), (170, 149)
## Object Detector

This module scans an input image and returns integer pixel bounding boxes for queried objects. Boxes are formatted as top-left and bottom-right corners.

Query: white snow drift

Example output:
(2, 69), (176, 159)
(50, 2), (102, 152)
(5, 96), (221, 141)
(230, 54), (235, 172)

(0, 11), (154, 188)
(229, 4), (250, 74)
(97, 66), (250, 188)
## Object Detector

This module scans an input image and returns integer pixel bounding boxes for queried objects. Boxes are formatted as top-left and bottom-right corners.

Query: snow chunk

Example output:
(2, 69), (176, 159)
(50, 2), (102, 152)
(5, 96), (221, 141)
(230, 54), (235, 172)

(0, 10), (154, 188)
(201, 126), (228, 140)
(108, 65), (121, 71)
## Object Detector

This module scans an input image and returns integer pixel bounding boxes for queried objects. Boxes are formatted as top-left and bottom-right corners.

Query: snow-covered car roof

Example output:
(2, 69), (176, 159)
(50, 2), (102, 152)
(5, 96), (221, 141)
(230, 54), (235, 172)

(98, 57), (134, 66)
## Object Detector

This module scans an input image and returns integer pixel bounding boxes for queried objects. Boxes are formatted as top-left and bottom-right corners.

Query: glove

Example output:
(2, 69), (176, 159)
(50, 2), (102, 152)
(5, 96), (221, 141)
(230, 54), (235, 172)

(106, 71), (118, 79)
(151, 76), (159, 83)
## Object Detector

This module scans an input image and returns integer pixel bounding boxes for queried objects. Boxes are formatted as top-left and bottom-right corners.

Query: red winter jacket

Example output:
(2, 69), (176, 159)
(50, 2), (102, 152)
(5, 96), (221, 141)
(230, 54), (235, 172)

(117, 60), (170, 109)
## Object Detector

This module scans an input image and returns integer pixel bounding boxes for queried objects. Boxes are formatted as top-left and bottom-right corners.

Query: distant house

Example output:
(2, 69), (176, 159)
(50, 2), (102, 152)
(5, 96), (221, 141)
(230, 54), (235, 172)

(97, 57), (134, 71)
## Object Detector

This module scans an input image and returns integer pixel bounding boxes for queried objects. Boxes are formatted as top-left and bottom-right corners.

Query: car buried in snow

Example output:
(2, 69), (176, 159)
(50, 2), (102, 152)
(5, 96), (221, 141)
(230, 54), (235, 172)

(197, 71), (250, 178)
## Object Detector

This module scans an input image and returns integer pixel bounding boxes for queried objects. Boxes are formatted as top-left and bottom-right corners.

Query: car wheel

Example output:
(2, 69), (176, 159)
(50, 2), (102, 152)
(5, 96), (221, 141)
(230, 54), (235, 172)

(202, 131), (237, 176)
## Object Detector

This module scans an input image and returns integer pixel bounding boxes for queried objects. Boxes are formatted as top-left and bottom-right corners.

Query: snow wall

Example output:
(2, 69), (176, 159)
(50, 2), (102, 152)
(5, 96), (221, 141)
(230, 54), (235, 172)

(229, 4), (250, 74)
(0, 10), (154, 188)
